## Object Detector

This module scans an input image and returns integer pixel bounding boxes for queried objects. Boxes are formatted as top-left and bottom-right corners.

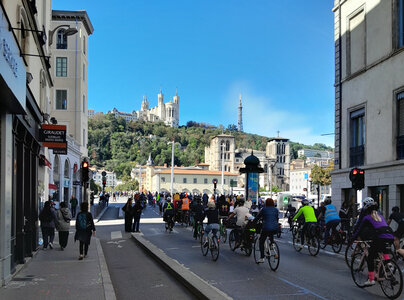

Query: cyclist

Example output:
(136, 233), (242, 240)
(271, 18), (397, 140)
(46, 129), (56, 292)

(351, 197), (394, 286)
(387, 206), (404, 258)
(181, 195), (190, 223)
(203, 201), (220, 247)
(192, 197), (205, 239)
(318, 198), (341, 244)
(227, 199), (250, 248)
(292, 199), (317, 248)
(163, 197), (175, 231)
(255, 198), (279, 263)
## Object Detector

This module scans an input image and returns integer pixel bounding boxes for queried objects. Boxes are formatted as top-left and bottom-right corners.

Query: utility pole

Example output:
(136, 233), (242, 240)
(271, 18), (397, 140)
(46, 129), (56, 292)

(170, 140), (175, 196)
(221, 143), (225, 194)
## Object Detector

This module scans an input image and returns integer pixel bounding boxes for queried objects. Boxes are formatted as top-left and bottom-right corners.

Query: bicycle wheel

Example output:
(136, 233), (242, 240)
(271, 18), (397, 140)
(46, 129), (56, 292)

(183, 214), (190, 227)
(244, 243), (252, 257)
(293, 234), (302, 252)
(268, 242), (280, 271)
(308, 236), (320, 256)
(331, 232), (343, 254)
(221, 225), (227, 243)
(379, 260), (403, 299)
(210, 236), (220, 261)
(253, 235), (261, 264)
(351, 252), (368, 288)
(201, 236), (208, 256)
(229, 230), (237, 251)
(345, 242), (356, 268)
(198, 225), (204, 242)
(291, 225), (298, 238)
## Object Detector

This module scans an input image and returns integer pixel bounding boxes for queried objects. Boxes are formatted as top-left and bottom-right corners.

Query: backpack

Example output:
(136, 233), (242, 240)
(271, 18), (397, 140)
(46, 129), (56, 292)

(77, 213), (88, 230)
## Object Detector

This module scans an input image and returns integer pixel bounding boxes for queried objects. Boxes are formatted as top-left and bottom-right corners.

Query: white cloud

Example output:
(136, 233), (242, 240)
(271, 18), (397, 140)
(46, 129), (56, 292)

(224, 82), (335, 147)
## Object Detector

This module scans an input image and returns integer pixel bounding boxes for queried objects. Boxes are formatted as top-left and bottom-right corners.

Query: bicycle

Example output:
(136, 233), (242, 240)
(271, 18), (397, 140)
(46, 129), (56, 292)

(229, 222), (257, 256)
(351, 240), (403, 299)
(201, 230), (220, 261)
(292, 222), (320, 256)
(253, 233), (280, 271)
(194, 220), (204, 242)
(219, 217), (228, 243)
(320, 226), (344, 253)
(345, 240), (366, 268)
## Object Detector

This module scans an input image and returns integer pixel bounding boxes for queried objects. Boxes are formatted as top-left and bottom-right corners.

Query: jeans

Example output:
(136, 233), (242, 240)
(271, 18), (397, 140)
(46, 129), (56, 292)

(324, 219), (340, 243)
(71, 206), (77, 218)
(204, 223), (219, 237)
(42, 227), (55, 248)
(79, 241), (89, 255)
(133, 214), (141, 232)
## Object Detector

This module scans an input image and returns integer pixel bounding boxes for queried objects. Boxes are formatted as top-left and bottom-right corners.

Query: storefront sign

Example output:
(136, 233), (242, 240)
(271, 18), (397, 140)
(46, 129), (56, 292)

(53, 147), (67, 155)
(40, 124), (66, 144)
(0, 7), (26, 109)
(73, 181), (81, 186)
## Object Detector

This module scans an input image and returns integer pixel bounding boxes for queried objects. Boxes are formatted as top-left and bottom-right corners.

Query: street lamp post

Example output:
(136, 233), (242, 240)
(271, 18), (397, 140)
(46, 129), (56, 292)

(170, 141), (175, 196)
(267, 159), (276, 198)
(48, 25), (78, 46)
(221, 143), (225, 195)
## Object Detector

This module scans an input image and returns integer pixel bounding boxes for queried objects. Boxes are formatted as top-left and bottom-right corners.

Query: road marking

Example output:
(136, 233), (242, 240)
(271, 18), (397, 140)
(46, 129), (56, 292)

(192, 245), (200, 248)
(165, 247), (179, 250)
(276, 239), (343, 258)
(278, 277), (328, 300)
(111, 231), (122, 240)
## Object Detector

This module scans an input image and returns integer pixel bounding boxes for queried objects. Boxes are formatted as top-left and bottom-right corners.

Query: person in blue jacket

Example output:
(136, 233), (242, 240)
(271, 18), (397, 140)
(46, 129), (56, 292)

(318, 198), (341, 244)
(254, 198), (279, 263)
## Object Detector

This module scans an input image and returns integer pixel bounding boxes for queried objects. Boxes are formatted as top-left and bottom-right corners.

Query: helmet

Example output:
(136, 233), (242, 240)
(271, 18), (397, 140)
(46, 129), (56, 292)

(324, 198), (332, 205)
(302, 199), (309, 206)
(207, 201), (216, 209)
(363, 197), (376, 210)
(167, 197), (171, 202)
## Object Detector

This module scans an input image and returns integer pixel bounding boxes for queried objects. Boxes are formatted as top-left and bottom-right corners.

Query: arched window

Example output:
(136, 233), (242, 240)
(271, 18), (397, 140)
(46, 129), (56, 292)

(57, 29), (67, 49)
(64, 159), (70, 178)
(19, 8), (29, 55)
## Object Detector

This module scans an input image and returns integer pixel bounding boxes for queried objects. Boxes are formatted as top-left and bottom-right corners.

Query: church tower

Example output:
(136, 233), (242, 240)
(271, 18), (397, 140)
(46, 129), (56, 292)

(141, 96), (149, 111)
(157, 88), (165, 121)
(238, 94), (243, 132)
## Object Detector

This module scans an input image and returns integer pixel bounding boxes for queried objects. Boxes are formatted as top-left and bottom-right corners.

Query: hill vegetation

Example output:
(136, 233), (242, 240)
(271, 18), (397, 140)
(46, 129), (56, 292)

(88, 114), (333, 179)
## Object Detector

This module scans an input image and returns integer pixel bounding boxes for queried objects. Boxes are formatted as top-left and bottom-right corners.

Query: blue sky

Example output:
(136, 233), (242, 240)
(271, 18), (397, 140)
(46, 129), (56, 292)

(53, 0), (335, 147)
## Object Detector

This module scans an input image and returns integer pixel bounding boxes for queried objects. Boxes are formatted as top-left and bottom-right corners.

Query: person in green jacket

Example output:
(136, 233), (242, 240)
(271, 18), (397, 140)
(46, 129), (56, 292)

(70, 195), (78, 218)
(292, 199), (317, 247)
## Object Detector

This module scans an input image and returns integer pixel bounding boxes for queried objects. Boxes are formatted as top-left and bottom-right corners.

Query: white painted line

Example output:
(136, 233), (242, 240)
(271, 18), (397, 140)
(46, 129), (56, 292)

(278, 277), (327, 300)
(165, 247), (180, 250)
(111, 231), (122, 240)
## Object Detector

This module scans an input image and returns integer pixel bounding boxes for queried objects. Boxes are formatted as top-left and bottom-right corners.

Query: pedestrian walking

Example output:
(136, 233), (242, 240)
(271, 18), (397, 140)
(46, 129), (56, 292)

(122, 198), (133, 232)
(70, 195), (78, 218)
(56, 202), (71, 250)
(132, 200), (143, 232)
(74, 202), (96, 260)
(39, 200), (57, 250)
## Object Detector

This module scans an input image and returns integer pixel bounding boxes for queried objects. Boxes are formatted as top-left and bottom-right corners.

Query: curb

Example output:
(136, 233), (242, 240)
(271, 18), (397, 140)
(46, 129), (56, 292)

(95, 206), (109, 222)
(96, 238), (117, 300)
(131, 233), (232, 300)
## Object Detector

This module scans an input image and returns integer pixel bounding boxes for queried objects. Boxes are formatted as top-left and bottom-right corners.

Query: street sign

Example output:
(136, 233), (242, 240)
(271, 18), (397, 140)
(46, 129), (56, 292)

(73, 181), (81, 186)
(304, 173), (309, 180)
(53, 147), (67, 155)
(40, 124), (66, 148)
(283, 196), (289, 205)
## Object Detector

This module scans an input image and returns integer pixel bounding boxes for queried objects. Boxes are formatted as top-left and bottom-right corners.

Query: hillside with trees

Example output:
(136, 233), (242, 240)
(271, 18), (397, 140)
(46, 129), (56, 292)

(88, 114), (333, 179)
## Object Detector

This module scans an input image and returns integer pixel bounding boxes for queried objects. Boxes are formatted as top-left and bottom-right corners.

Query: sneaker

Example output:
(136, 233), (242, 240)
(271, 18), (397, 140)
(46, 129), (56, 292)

(257, 258), (265, 263)
(78, 255), (84, 260)
(363, 279), (375, 287)
(49, 243), (53, 249)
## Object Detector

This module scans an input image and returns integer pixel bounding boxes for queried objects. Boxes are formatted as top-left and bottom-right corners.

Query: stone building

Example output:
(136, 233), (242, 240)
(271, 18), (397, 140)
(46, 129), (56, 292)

(332, 0), (404, 216)
(111, 89), (180, 127)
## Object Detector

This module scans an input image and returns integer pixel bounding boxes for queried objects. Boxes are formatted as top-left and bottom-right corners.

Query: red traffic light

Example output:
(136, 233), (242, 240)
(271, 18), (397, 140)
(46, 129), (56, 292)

(352, 169), (358, 175)
(82, 162), (89, 168)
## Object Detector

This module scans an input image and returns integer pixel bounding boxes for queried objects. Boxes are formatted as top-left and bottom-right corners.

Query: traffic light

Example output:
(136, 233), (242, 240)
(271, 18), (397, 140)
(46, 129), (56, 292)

(349, 168), (365, 190)
(102, 176), (106, 187)
(81, 159), (89, 183)
(212, 179), (218, 190)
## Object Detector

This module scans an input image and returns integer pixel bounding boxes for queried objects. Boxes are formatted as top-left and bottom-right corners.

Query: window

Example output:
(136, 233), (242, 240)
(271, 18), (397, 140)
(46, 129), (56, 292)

(161, 177), (165, 182)
(193, 178), (197, 184)
(183, 178), (187, 183)
(397, 92), (404, 159)
(226, 141), (230, 151)
(83, 95), (86, 113)
(83, 64), (85, 81)
(83, 129), (86, 147)
(83, 36), (86, 54)
(347, 9), (365, 75)
(56, 90), (67, 110)
(399, 0), (404, 47)
(350, 108), (365, 167)
(56, 29), (67, 49)
(56, 57), (67, 77)
(204, 178), (208, 184)
(224, 179), (226, 184)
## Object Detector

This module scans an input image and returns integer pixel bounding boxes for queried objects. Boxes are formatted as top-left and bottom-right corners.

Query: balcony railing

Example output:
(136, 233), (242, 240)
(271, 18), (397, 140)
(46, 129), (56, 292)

(349, 145), (364, 167)
(397, 135), (404, 160)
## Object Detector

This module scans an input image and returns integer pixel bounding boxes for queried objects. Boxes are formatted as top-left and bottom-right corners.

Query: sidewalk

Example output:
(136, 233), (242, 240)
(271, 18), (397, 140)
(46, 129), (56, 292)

(0, 232), (116, 300)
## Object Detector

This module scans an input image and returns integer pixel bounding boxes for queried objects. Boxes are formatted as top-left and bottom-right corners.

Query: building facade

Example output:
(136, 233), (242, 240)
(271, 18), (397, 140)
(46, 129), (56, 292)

(0, 0), (53, 285)
(48, 10), (93, 205)
(110, 89), (180, 127)
(297, 149), (334, 159)
(332, 0), (404, 217)
(204, 135), (236, 173)
(92, 170), (117, 188)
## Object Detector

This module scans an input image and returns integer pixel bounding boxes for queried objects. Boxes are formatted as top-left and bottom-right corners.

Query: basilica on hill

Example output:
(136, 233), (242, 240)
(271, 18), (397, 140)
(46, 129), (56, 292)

(110, 89), (180, 127)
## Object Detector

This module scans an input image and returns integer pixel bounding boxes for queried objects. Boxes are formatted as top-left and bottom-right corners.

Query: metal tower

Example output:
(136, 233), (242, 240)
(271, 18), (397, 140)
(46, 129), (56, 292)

(238, 94), (243, 132)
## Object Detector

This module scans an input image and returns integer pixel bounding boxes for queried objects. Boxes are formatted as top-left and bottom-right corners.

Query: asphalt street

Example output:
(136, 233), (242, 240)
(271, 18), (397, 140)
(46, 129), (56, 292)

(95, 203), (194, 300)
(94, 200), (404, 299)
